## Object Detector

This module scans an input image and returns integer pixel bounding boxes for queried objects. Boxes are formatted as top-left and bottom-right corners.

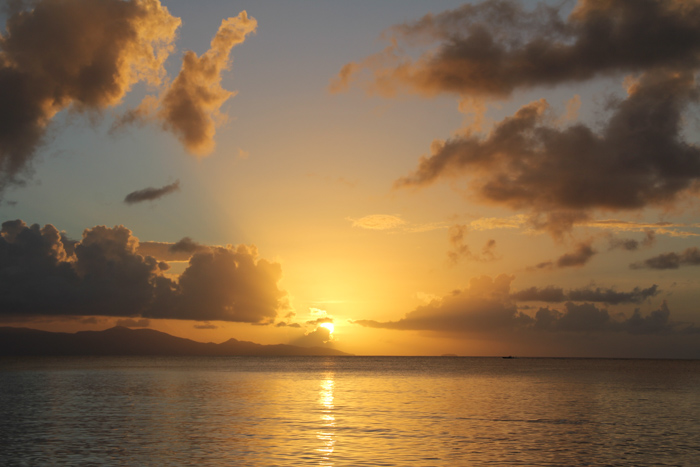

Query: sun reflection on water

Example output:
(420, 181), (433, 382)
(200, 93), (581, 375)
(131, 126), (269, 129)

(316, 372), (335, 465)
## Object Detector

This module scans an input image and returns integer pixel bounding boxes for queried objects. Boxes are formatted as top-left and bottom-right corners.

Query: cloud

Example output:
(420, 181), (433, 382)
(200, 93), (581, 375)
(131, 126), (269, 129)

(585, 220), (700, 237)
(348, 214), (447, 233)
(335, 1), (700, 234)
(396, 71), (700, 223)
(306, 317), (333, 326)
(193, 322), (218, 330)
(0, 0), (180, 194)
(511, 284), (659, 305)
(137, 237), (209, 262)
(275, 321), (301, 328)
(354, 274), (697, 337)
(556, 241), (596, 268)
(291, 326), (332, 348)
(349, 214), (407, 230)
(124, 180), (180, 204)
(354, 275), (532, 333)
(607, 230), (655, 251)
(332, 0), (700, 99)
(0, 220), (287, 323)
(447, 224), (497, 264)
(630, 247), (700, 270)
(115, 318), (150, 328)
(157, 11), (257, 155)
(533, 241), (597, 270)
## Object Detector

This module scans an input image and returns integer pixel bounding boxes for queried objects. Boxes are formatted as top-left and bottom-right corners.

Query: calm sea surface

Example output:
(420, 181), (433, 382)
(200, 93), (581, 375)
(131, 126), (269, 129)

(0, 357), (698, 466)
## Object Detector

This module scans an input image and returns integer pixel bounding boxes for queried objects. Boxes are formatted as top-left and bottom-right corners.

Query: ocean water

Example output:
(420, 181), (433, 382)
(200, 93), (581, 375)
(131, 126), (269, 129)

(0, 357), (698, 466)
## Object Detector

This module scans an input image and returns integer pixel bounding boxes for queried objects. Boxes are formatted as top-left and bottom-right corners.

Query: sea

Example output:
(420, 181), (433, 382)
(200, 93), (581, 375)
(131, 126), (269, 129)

(0, 356), (698, 466)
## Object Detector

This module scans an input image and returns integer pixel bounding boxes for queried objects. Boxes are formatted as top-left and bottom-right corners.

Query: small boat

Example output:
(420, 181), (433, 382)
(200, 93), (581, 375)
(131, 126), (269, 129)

(502, 356), (515, 359)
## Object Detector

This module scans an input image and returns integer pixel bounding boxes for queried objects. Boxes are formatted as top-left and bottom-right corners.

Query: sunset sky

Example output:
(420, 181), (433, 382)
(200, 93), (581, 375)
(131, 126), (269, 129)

(1, 0), (700, 358)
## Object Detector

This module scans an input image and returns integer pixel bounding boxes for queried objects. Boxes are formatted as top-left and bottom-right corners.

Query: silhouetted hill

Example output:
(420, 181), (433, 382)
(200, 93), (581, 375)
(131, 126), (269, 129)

(0, 326), (350, 356)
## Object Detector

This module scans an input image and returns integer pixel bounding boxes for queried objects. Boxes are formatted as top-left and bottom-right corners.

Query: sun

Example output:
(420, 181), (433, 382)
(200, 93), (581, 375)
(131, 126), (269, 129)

(319, 322), (334, 334)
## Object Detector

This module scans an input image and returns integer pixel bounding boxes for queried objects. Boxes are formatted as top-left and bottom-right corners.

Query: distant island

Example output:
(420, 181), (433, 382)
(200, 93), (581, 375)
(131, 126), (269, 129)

(0, 326), (350, 357)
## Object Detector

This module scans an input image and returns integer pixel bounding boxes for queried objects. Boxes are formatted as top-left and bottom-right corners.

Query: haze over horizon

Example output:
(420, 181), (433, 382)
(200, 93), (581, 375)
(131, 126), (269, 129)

(2, 0), (700, 358)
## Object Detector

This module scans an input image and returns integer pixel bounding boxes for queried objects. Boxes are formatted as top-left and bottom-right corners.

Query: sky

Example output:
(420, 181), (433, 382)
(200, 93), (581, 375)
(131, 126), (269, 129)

(1, 0), (700, 358)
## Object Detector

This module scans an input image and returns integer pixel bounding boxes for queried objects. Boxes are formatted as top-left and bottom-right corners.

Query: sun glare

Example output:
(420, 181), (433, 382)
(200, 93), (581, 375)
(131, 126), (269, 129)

(319, 322), (334, 334)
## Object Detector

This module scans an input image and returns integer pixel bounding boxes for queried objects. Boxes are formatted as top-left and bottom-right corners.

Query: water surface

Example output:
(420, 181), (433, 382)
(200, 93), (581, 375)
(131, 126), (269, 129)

(1, 357), (698, 466)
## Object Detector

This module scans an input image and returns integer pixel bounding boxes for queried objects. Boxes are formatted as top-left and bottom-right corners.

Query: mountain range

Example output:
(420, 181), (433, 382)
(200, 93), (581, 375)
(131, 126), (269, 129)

(0, 326), (350, 356)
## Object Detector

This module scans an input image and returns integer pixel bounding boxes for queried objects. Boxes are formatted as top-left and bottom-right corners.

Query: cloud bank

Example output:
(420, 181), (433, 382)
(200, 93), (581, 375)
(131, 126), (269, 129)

(0, 220), (286, 323)
(354, 275), (697, 339)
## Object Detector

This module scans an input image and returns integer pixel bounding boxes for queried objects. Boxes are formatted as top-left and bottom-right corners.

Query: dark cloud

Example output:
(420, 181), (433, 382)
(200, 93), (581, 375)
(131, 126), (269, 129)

(447, 224), (498, 264)
(535, 301), (699, 335)
(333, 0), (700, 98)
(169, 237), (204, 254)
(512, 284), (659, 305)
(354, 275), (533, 333)
(124, 180), (180, 204)
(193, 322), (218, 330)
(115, 318), (150, 328)
(0, 0), (180, 194)
(630, 247), (700, 270)
(354, 275), (697, 338)
(532, 241), (597, 270)
(0, 220), (287, 323)
(395, 71), (700, 224)
(608, 230), (655, 251)
(275, 321), (301, 328)
(137, 238), (208, 262)
(334, 1), (700, 233)
(556, 241), (596, 268)
(511, 285), (566, 303)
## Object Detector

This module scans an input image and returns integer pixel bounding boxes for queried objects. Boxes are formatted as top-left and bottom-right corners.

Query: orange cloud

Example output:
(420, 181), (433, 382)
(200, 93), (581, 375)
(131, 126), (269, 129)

(158, 11), (257, 155)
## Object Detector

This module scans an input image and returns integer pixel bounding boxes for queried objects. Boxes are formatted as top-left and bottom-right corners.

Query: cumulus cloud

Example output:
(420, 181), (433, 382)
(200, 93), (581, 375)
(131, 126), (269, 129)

(291, 326), (333, 348)
(0, 0), (180, 194)
(334, 0), (700, 234)
(395, 71), (700, 224)
(630, 247), (700, 270)
(511, 284), (659, 305)
(354, 274), (697, 337)
(124, 180), (180, 204)
(157, 11), (257, 155)
(0, 220), (287, 323)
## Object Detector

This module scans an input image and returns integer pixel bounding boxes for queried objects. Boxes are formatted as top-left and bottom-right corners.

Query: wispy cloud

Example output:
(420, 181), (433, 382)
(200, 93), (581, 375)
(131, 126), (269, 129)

(348, 214), (447, 233)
